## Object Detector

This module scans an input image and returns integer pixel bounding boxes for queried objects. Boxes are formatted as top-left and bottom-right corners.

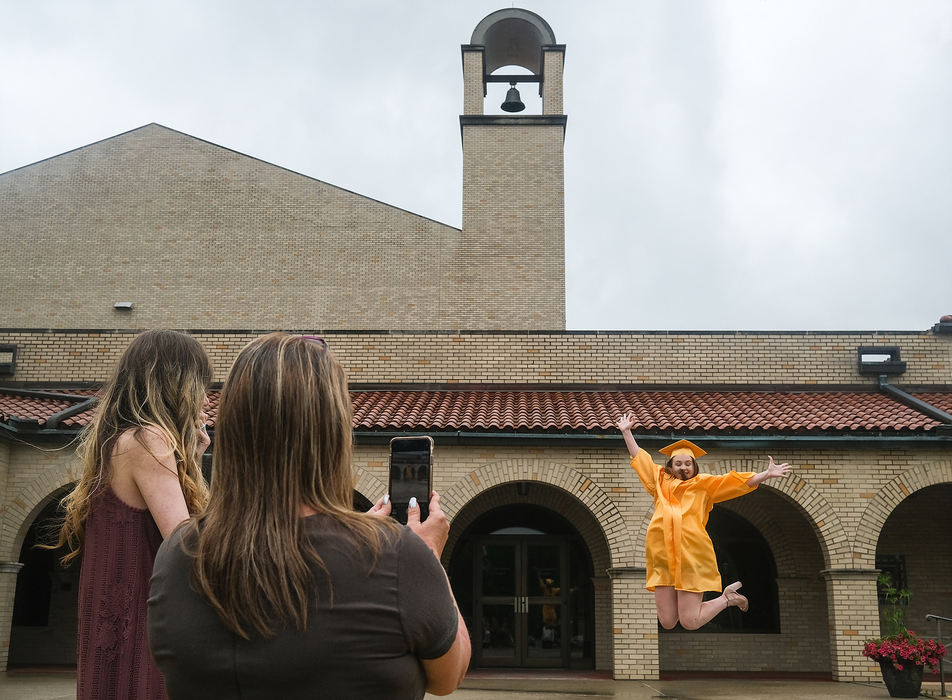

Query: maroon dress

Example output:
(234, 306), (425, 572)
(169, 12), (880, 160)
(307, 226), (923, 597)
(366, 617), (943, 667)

(77, 486), (166, 699)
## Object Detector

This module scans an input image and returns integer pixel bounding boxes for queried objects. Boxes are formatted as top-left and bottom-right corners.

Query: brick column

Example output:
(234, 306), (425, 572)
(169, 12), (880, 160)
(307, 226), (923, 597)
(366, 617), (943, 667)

(461, 46), (484, 116)
(0, 561), (23, 671)
(541, 47), (564, 115)
(593, 575), (612, 671)
(822, 568), (881, 681)
(607, 567), (657, 679)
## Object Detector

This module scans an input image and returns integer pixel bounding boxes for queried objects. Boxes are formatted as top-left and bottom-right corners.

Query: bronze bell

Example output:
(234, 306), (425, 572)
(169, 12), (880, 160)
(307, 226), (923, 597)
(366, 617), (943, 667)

(501, 82), (525, 112)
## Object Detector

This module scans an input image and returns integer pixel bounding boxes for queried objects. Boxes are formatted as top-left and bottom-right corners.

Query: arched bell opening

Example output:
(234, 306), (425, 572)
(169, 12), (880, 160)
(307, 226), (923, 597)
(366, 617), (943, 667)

(463, 8), (564, 117)
(8, 485), (78, 669)
(485, 66), (542, 116)
(446, 481), (609, 670)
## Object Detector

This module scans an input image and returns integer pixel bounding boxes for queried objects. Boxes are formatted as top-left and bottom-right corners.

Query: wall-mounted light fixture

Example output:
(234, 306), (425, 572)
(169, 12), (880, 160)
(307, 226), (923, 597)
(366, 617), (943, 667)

(114, 301), (134, 311)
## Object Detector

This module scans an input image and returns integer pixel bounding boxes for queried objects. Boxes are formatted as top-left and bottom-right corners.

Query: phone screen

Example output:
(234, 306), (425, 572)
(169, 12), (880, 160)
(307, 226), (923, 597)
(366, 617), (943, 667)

(388, 436), (433, 525)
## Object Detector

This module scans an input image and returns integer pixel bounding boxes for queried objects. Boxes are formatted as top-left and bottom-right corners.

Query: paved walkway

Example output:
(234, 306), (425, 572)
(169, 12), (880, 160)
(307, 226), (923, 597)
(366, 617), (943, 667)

(1, 670), (948, 699)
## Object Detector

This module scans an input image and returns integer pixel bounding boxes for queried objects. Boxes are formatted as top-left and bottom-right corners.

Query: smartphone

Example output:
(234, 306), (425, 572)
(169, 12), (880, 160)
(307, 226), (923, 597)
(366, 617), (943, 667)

(388, 436), (433, 525)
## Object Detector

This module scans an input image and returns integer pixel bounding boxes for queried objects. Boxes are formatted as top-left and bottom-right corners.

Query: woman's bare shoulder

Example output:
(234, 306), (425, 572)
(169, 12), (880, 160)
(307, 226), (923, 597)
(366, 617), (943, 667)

(112, 425), (174, 464)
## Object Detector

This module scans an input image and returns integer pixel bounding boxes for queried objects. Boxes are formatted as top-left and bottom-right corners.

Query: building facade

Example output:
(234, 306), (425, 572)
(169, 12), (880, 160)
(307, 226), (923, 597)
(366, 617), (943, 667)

(1, 8), (950, 683)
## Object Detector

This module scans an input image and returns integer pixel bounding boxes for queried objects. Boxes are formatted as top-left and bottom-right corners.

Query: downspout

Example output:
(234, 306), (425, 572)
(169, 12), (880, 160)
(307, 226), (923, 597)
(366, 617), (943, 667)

(45, 396), (99, 429)
(878, 375), (952, 425)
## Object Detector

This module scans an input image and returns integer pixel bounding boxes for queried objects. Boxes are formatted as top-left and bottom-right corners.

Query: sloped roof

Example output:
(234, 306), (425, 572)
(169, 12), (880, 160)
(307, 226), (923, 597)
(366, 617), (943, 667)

(2, 387), (950, 438)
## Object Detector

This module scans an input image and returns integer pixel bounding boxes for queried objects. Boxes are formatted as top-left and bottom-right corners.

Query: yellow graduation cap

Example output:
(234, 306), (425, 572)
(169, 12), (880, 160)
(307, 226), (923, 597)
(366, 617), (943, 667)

(659, 439), (707, 459)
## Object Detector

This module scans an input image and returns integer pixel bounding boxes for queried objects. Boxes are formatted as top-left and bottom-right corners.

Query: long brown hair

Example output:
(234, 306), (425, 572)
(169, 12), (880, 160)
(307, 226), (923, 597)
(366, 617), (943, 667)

(183, 332), (396, 640)
(51, 330), (212, 563)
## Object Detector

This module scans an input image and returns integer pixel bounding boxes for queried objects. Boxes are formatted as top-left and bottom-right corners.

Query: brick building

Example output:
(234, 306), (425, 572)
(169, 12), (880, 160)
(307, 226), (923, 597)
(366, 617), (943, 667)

(1, 8), (950, 682)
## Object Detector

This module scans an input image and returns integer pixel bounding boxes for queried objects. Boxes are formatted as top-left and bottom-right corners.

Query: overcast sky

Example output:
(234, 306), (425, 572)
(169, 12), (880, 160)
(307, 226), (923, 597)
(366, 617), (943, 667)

(2, 1), (950, 331)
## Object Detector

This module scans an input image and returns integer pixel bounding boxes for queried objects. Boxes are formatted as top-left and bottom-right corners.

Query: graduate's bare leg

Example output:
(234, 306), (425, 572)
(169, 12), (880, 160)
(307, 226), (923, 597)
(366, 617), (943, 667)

(654, 586), (679, 629)
(676, 581), (748, 630)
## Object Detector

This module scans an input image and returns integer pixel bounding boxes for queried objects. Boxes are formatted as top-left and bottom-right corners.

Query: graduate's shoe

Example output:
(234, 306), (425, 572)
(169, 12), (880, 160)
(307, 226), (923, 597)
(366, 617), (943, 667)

(723, 581), (748, 612)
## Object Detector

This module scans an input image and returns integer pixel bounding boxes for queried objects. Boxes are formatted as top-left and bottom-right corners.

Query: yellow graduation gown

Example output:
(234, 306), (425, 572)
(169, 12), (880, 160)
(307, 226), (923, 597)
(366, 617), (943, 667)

(630, 450), (757, 594)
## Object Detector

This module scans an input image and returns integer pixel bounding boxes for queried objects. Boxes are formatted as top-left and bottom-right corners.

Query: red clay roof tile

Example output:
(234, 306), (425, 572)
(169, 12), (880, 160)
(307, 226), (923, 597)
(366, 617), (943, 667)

(1, 387), (949, 435)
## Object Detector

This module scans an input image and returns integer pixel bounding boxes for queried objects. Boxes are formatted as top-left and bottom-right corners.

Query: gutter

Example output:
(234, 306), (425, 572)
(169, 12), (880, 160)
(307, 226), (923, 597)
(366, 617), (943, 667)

(4, 423), (949, 448)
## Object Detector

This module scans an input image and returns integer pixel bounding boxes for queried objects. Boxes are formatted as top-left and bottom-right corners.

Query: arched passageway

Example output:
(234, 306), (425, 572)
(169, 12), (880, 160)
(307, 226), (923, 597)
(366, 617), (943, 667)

(9, 487), (77, 668)
(446, 481), (610, 670)
(658, 487), (831, 675)
(875, 483), (952, 639)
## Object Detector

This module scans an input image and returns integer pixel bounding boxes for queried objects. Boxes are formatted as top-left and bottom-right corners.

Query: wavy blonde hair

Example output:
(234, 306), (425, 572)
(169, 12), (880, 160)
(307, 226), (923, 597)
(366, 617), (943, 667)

(51, 330), (212, 564)
(182, 332), (397, 639)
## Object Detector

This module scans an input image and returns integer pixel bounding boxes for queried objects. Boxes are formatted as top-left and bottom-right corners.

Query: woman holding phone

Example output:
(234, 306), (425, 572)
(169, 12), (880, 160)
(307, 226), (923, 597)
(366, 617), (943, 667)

(148, 333), (470, 699)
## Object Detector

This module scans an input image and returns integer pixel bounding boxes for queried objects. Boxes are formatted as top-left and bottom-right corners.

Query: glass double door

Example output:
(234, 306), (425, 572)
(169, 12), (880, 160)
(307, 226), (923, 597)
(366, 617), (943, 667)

(474, 536), (570, 668)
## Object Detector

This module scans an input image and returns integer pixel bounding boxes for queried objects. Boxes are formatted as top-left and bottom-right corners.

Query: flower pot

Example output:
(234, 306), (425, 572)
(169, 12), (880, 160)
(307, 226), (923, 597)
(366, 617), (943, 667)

(879, 660), (923, 698)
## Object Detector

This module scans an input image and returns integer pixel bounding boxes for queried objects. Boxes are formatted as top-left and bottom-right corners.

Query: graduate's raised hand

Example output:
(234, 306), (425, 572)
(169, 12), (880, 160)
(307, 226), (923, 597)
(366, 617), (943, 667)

(616, 412), (636, 433)
(765, 456), (792, 480)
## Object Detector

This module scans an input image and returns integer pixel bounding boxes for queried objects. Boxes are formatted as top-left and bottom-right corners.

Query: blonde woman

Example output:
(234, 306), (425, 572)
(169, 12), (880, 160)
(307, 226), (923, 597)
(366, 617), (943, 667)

(616, 412), (792, 631)
(149, 333), (470, 699)
(50, 330), (212, 699)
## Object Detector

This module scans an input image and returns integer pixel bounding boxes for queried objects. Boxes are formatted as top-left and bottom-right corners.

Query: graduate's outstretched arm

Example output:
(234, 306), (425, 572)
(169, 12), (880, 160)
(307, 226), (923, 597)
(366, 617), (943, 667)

(616, 412), (641, 458)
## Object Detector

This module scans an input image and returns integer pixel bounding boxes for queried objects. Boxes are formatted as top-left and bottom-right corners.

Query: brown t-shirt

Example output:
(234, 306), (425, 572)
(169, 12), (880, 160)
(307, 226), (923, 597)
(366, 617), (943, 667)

(148, 515), (458, 700)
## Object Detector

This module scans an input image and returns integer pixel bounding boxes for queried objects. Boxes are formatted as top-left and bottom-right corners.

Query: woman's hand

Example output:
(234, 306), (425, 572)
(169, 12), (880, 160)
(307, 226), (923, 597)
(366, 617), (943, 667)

(407, 491), (449, 558)
(765, 456), (792, 480)
(616, 412), (636, 433)
(746, 456), (793, 487)
(367, 494), (391, 516)
(194, 410), (211, 460)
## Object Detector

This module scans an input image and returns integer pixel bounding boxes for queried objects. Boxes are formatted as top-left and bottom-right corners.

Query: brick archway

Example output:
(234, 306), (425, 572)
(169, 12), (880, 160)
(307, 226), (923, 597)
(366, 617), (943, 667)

(0, 459), (75, 563)
(352, 466), (387, 507)
(853, 458), (952, 569)
(439, 458), (635, 572)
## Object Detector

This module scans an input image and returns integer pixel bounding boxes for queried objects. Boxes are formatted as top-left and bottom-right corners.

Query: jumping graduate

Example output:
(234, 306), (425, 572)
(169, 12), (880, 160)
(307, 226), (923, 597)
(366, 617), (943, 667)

(615, 412), (792, 630)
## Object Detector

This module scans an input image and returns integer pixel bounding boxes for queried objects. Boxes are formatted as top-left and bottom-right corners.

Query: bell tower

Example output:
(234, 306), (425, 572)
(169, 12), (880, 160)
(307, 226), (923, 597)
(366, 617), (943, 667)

(447, 8), (566, 330)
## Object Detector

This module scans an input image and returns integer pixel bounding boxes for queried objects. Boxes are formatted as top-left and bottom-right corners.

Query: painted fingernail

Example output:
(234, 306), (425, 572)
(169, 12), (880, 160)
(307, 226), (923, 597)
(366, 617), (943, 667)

(409, 497), (418, 509)
(383, 494), (389, 505)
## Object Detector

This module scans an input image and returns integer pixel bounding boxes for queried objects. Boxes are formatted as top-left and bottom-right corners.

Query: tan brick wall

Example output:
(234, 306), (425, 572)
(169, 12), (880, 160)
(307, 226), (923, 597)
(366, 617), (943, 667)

(4, 329), (949, 385)
(457, 120), (566, 329)
(0, 123), (563, 331)
(1, 422), (949, 676)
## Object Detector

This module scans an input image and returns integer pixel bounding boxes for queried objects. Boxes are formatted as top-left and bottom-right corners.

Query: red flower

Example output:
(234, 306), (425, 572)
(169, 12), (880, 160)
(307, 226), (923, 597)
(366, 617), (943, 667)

(862, 629), (947, 670)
